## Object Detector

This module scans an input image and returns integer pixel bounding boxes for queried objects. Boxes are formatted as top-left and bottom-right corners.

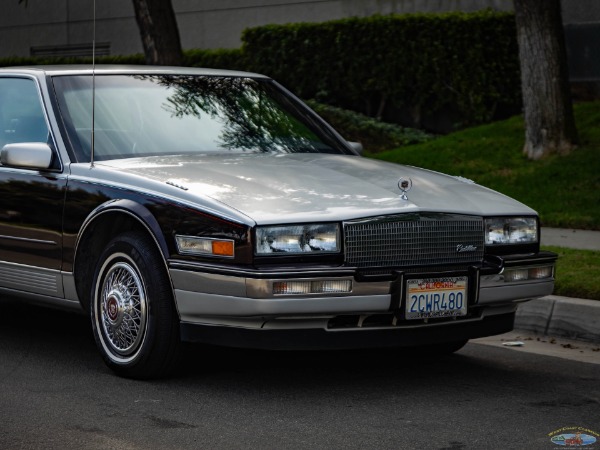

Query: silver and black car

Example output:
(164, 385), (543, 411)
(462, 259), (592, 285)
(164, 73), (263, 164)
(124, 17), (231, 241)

(0, 66), (556, 378)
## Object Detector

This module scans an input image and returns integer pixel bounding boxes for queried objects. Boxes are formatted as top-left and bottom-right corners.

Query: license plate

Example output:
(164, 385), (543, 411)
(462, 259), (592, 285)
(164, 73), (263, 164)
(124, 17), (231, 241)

(405, 276), (468, 320)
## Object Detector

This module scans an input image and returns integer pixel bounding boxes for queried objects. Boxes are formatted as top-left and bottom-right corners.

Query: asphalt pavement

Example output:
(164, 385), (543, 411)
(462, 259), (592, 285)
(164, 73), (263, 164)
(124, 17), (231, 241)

(513, 227), (600, 343)
(1, 299), (599, 449)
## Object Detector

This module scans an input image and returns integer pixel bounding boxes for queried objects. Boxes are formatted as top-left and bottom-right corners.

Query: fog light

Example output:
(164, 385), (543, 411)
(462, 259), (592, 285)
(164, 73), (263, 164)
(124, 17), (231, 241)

(503, 266), (554, 283)
(529, 266), (553, 279)
(273, 281), (312, 295)
(504, 269), (529, 282)
(312, 280), (352, 293)
(273, 280), (352, 295)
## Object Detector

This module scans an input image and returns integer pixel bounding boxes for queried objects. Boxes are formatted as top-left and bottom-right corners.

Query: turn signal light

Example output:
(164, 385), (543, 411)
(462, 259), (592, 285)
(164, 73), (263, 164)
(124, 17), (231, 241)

(175, 235), (235, 258)
(212, 240), (234, 257)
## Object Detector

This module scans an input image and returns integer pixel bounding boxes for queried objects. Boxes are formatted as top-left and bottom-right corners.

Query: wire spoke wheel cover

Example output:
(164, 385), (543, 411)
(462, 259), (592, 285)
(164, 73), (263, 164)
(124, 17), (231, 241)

(98, 258), (147, 357)
(94, 253), (148, 363)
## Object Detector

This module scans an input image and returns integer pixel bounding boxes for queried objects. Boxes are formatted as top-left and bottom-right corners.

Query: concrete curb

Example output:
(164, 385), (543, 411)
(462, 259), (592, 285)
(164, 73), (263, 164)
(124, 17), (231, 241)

(515, 295), (600, 344)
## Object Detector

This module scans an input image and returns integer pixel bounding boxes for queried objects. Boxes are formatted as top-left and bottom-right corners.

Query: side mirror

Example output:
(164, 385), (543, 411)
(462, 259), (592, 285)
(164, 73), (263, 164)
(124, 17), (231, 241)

(348, 141), (364, 155)
(0, 142), (53, 169)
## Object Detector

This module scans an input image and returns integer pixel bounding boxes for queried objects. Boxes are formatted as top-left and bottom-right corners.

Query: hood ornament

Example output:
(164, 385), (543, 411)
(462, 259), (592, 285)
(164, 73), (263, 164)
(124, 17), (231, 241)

(397, 177), (412, 200)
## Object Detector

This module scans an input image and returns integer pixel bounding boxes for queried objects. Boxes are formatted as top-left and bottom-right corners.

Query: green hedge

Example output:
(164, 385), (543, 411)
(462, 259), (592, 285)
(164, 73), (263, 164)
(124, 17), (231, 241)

(0, 11), (521, 130)
(0, 50), (242, 69)
(242, 11), (522, 129)
(183, 48), (246, 70)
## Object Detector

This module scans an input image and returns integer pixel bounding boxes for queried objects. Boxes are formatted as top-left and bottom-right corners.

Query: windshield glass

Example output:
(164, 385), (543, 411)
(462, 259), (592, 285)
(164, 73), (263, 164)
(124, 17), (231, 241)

(52, 74), (348, 162)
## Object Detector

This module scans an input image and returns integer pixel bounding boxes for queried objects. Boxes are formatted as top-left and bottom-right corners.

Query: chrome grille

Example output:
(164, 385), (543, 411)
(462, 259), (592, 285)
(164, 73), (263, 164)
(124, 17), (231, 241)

(344, 214), (484, 269)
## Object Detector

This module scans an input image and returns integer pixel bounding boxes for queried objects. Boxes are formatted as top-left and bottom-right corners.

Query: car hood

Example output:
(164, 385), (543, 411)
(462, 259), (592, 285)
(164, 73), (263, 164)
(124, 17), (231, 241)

(98, 153), (536, 224)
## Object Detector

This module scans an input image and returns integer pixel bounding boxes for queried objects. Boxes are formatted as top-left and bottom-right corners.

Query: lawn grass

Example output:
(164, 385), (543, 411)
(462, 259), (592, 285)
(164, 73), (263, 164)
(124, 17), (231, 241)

(372, 102), (600, 230)
(543, 246), (600, 300)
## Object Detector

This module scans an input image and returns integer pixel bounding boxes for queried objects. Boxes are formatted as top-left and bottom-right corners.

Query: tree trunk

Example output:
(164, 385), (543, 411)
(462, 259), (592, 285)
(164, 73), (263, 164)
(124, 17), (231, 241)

(131, 0), (183, 66)
(514, 0), (578, 160)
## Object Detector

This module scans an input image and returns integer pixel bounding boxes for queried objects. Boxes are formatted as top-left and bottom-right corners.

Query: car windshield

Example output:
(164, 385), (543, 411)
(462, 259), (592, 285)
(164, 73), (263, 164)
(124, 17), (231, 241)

(52, 74), (347, 162)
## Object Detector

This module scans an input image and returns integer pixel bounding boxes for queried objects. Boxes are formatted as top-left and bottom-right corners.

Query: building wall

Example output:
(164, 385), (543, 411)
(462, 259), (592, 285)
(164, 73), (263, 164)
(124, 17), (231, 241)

(174, 0), (513, 51)
(562, 0), (600, 83)
(0, 0), (514, 58)
(0, 0), (138, 58)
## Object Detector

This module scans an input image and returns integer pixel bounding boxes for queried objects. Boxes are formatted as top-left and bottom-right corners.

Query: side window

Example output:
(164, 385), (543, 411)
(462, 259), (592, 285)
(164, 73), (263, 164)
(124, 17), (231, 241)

(0, 78), (50, 149)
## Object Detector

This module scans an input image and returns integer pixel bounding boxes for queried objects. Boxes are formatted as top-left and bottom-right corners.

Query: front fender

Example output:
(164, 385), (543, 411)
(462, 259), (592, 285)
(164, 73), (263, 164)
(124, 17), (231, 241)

(75, 198), (170, 262)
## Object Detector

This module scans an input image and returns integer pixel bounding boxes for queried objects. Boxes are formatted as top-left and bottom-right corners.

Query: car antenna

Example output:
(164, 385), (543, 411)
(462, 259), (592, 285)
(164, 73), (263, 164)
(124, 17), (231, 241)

(90, 0), (96, 167)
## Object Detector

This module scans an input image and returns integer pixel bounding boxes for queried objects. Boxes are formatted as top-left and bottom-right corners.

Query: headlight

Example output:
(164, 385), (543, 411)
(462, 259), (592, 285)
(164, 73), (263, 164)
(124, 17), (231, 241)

(485, 217), (538, 245)
(256, 223), (340, 254)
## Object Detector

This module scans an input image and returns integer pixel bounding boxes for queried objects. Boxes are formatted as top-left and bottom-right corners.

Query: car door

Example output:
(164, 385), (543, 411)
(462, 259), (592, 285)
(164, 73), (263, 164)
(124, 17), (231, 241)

(0, 75), (67, 297)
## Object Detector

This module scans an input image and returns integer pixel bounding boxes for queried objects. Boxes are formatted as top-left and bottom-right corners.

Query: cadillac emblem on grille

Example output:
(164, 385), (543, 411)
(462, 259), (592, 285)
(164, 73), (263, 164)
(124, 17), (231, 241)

(397, 177), (412, 200)
(456, 244), (478, 253)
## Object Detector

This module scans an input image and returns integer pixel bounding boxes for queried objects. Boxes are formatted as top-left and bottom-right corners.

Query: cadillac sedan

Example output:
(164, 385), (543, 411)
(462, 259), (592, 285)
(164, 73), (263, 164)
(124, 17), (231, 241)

(0, 66), (556, 378)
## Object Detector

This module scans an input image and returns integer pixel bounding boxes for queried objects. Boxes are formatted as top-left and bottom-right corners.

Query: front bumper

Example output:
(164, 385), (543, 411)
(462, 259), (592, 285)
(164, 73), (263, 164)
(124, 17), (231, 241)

(168, 251), (557, 348)
(180, 309), (517, 350)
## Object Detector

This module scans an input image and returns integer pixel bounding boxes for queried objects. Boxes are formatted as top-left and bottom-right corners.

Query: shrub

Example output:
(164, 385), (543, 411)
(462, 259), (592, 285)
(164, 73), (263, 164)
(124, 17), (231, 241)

(0, 49), (244, 70)
(307, 100), (434, 152)
(183, 48), (247, 71)
(242, 11), (521, 129)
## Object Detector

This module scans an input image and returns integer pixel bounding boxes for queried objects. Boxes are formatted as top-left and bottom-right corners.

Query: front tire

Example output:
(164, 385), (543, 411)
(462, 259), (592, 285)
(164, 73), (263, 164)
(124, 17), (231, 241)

(90, 231), (180, 379)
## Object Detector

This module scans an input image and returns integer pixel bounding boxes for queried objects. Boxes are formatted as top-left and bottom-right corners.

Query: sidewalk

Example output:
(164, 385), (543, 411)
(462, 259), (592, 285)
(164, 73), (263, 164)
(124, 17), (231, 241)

(540, 227), (600, 251)
(513, 227), (600, 344)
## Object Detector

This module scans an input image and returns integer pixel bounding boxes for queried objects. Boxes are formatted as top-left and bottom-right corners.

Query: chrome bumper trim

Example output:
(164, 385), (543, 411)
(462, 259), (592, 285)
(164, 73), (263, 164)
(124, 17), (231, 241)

(174, 290), (391, 320)
(169, 269), (390, 299)
(478, 279), (555, 304)
(170, 259), (554, 322)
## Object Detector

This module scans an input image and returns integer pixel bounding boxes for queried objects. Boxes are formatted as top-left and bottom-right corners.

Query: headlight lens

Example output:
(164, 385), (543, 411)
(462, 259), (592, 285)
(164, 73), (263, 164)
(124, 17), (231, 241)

(485, 217), (538, 245)
(256, 224), (340, 254)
